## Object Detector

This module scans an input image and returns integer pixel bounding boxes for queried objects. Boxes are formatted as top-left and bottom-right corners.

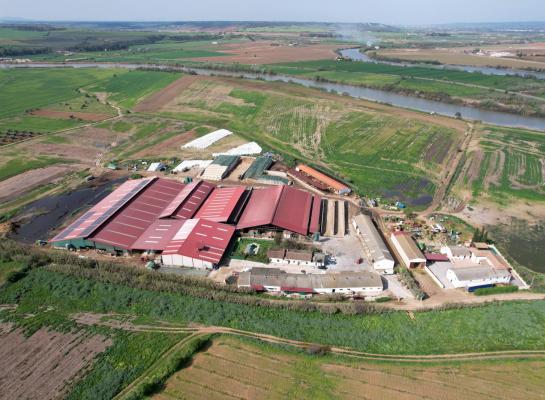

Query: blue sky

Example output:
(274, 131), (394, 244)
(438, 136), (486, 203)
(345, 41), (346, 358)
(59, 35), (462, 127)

(1, 0), (543, 25)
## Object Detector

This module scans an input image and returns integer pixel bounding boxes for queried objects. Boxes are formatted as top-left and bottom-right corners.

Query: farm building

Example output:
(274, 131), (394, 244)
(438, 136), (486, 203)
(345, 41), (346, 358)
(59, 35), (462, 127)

(242, 156), (274, 180)
(267, 249), (286, 264)
(441, 246), (472, 260)
(50, 176), (324, 268)
(425, 253), (450, 263)
(201, 155), (240, 181)
(390, 231), (426, 268)
(173, 160), (213, 173)
(236, 185), (322, 236)
(182, 129), (232, 149)
(295, 164), (351, 195)
(257, 175), (290, 186)
(353, 214), (395, 274)
(212, 141), (262, 157)
(161, 219), (236, 269)
(147, 162), (165, 172)
(446, 266), (511, 290)
(237, 268), (383, 296)
(267, 249), (325, 268)
(194, 186), (247, 223)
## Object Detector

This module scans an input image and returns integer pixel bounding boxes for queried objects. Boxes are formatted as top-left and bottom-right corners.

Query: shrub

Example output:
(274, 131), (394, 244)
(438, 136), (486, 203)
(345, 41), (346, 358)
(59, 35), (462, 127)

(396, 266), (427, 300)
(306, 344), (331, 356)
(474, 285), (519, 296)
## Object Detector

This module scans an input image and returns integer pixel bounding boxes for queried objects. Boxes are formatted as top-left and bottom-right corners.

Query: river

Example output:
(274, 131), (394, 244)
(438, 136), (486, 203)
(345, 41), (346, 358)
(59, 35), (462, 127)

(2, 61), (545, 131)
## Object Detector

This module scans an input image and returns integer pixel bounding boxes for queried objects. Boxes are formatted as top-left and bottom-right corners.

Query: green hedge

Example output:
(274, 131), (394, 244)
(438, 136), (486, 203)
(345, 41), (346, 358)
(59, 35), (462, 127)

(474, 285), (519, 296)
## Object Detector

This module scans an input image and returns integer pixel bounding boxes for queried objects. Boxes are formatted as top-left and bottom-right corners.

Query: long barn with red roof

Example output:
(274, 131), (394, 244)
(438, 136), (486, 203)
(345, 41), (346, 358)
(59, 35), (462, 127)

(50, 176), (323, 269)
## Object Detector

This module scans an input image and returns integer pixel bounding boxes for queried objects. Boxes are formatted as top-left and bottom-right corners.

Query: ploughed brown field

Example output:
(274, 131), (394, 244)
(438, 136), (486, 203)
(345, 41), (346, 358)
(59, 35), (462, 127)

(0, 323), (111, 400)
(191, 40), (340, 64)
(375, 46), (545, 70)
(152, 336), (545, 400)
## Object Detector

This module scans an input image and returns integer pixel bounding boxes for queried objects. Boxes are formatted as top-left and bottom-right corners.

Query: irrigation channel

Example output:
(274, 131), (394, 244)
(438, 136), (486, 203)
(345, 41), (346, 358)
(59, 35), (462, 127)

(3, 61), (545, 131)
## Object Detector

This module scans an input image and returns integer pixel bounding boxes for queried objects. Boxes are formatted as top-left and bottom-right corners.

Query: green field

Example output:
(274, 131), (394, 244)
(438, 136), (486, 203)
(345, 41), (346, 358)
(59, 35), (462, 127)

(86, 70), (182, 109)
(0, 68), (118, 119)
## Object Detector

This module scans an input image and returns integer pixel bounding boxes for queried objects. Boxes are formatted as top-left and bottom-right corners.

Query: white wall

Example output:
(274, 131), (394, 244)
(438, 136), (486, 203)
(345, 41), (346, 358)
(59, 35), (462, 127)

(373, 259), (394, 275)
(446, 269), (511, 289)
(161, 254), (213, 269)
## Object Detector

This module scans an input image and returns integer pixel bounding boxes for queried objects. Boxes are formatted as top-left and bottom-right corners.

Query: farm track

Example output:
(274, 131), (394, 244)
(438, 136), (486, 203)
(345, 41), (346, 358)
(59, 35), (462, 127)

(420, 122), (474, 216)
(113, 332), (201, 400)
(74, 313), (545, 371)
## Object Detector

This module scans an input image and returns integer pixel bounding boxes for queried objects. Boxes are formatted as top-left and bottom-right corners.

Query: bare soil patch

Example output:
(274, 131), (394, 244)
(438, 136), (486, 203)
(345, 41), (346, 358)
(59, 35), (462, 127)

(0, 165), (76, 203)
(0, 326), (111, 400)
(192, 40), (340, 64)
(31, 109), (111, 122)
(134, 75), (204, 112)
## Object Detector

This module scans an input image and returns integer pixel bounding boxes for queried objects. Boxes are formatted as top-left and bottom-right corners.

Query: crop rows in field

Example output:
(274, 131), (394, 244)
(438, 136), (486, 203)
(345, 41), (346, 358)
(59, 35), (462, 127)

(321, 112), (456, 176)
(155, 336), (545, 400)
(456, 126), (545, 202)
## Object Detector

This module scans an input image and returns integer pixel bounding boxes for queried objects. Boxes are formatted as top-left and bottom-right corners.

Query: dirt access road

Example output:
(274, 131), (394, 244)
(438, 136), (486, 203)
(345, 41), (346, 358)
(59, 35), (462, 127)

(73, 313), (545, 369)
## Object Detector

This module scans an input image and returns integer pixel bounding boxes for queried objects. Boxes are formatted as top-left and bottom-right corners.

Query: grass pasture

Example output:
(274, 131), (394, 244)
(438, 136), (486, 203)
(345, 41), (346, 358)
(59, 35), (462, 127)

(153, 335), (545, 400)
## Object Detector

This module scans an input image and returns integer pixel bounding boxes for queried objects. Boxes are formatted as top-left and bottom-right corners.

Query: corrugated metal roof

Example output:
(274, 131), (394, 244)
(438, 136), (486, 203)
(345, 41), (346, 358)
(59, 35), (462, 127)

(309, 195), (322, 234)
(158, 180), (215, 219)
(242, 156), (273, 180)
(272, 186), (313, 236)
(51, 177), (155, 243)
(236, 186), (283, 230)
(130, 219), (185, 250)
(353, 214), (394, 264)
(241, 269), (383, 291)
(236, 186), (314, 236)
(162, 218), (235, 264)
(195, 186), (246, 222)
(89, 178), (185, 249)
(296, 164), (350, 193)
(174, 181), (215, 219)
(391, 231), (425, 261)
(449, 266), (510, 282)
